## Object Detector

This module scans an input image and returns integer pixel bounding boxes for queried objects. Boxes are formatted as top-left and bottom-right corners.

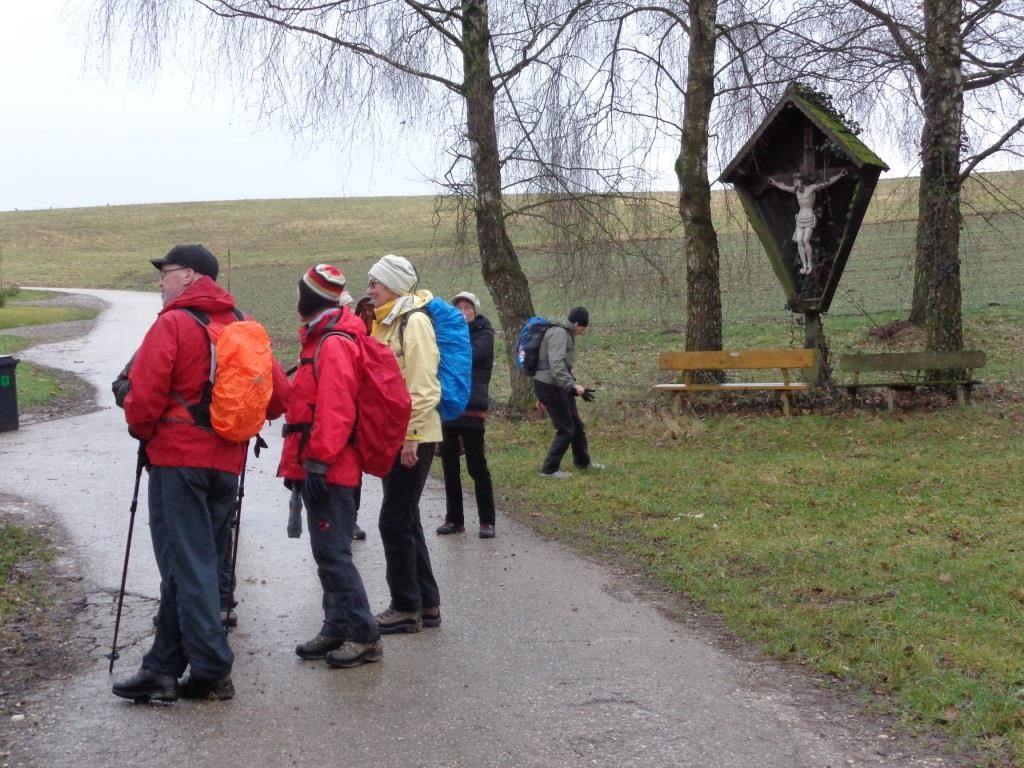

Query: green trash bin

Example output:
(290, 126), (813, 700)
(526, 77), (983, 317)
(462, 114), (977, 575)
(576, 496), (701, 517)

(0, 355), (19, 432)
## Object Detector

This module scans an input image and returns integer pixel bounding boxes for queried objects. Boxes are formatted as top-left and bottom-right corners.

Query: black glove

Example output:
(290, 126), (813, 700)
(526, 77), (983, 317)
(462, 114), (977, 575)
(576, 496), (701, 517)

(112, 377), (131, 409)
(112, 355), (135, 409)
(581, 388), (596, 402)
(283, 478), (295, 491)
(137, 440), (151, 471)
(304, 471), (328, 504)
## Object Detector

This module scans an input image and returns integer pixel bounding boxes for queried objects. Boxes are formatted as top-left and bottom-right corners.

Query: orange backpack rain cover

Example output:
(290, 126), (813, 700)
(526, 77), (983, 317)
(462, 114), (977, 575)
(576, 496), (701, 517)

(208, 319), (274, 443)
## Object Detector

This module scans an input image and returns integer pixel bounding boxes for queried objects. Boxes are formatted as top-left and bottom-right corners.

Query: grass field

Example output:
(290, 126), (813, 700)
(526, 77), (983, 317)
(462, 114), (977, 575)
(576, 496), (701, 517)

(2, 175), (1023, 765)
(0, 291), (100, 410)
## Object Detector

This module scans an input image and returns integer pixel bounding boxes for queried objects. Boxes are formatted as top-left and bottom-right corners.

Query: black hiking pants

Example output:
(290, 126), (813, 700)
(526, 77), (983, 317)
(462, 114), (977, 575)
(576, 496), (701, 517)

(378, 443), (441, 613)
(534, 379), (591, 474)
(440, 423), (496, 527)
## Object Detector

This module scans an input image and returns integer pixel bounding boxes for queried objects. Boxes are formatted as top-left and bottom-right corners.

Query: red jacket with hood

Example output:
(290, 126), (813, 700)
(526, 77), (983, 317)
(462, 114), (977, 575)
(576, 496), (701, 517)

(277, 307), (366, 487)
(125, 276), (289, 473)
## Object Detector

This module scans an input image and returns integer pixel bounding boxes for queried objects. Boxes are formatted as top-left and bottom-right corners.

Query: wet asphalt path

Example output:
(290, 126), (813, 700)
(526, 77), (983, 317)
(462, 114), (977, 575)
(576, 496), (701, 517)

(0, 289), (961, 768)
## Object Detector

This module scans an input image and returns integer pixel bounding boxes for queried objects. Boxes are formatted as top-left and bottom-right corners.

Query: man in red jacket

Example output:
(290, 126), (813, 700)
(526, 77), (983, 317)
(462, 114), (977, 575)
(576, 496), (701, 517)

(279, 265), (383, 668)
(113, 244), (289, 703)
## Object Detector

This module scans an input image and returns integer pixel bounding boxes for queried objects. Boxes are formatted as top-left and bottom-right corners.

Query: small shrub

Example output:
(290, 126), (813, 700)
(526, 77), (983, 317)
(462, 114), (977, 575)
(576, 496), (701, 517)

(0, 285), (20, 309)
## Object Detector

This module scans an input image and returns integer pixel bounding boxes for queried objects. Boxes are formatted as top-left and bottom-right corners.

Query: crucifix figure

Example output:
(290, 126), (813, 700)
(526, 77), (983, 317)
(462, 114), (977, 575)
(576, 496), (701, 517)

(767, 168), (848, 275)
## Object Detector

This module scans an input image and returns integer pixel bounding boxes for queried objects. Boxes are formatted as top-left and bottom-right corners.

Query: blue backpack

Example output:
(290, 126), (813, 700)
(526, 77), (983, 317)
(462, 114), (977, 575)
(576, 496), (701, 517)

(400, 297), (472, 422)
(515, 316), (553, 376)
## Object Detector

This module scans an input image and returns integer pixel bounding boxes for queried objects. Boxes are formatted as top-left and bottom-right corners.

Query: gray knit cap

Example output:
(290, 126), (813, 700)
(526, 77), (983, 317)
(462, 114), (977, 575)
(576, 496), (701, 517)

(452, 291), (480, 313)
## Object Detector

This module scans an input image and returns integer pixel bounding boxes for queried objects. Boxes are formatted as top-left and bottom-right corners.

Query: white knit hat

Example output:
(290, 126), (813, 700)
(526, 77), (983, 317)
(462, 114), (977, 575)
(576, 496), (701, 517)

(452, 291), (480, 313)
(368, 254), (418, 295)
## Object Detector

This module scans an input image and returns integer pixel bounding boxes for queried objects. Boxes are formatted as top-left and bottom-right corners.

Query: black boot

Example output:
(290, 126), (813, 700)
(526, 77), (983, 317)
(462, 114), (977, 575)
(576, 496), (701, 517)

(178, 673), (235, 701)
(112, 668), (178, 703)
(295, 633), (346, 660)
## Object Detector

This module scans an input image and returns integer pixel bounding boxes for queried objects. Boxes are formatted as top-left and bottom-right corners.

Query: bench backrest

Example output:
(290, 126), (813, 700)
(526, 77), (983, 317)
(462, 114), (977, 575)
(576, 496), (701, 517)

(840, 350), (986, 373)
(659, 349), (817, 371)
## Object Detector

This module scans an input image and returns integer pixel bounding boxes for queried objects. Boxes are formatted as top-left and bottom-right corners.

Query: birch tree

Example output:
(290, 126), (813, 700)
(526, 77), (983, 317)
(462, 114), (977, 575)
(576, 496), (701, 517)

(93, 0), (601, 404)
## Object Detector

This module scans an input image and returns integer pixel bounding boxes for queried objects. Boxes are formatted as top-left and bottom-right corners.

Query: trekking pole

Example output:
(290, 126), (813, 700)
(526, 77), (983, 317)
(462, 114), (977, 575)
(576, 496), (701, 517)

(224, 436), (265, 631)
(225, 438), (258, 630)
(107, 442), (145, 673)
(224, 447), (247, 633)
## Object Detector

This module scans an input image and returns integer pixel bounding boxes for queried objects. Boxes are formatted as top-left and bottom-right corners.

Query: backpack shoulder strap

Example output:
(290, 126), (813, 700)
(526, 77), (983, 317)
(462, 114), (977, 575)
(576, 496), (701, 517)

(164, 308), (214, 428)
(311, 331), (358, 381)
(176, 306), (243, 326)
(398, 306), (430, 355)
(177, 307), (211, 327)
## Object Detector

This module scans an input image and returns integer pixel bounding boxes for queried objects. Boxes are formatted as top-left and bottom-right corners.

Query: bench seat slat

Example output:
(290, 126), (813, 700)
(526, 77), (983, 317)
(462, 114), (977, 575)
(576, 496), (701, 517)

(837, 380), (982, 390)
(654, 382), (812, 392)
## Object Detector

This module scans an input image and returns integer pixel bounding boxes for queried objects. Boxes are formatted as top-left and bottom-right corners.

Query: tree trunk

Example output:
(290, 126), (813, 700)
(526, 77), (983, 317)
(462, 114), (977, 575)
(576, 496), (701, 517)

(462, 0), (536, 407)
(677, 0), (723, 366)
(909, 0), (964, 357)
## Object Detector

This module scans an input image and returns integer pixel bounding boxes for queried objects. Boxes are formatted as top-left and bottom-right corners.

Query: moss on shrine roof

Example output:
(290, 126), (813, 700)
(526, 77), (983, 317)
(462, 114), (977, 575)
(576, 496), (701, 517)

(786, 84), (889, 169)
(721, 83), (889, 181)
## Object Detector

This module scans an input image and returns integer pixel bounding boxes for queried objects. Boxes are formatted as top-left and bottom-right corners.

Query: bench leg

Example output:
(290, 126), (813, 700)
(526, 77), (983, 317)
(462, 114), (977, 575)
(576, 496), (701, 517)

(956, 386), (966, 406)
(845, 387), (857, 410)
(781, 391), (792, 417)
(886, 389), (895, 412)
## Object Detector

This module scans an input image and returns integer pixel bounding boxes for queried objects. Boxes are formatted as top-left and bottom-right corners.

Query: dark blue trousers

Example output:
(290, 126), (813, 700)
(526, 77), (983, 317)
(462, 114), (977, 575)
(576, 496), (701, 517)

(378, 444), (440, 613)
(302, 483), (378, 643)
(143, 466), (236, 681)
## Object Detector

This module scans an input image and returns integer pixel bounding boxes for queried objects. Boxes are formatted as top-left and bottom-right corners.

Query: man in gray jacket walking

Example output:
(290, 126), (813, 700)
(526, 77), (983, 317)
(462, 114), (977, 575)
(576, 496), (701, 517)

(533, 306), (603, 478)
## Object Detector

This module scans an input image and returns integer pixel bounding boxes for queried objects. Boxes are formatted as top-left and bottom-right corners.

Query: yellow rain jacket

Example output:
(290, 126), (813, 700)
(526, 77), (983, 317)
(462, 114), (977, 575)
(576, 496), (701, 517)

(372, 290), (442, 443)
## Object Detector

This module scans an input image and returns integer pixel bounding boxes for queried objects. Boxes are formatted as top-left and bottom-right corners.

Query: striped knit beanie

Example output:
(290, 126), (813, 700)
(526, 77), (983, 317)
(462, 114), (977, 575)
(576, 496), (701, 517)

(298, 264), (347, 318)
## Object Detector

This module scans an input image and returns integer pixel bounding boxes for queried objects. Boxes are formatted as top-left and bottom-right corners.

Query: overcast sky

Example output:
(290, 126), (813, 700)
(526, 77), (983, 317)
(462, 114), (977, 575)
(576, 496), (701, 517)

(0, 1), (441, 212)
(11, 2), (1014, 215)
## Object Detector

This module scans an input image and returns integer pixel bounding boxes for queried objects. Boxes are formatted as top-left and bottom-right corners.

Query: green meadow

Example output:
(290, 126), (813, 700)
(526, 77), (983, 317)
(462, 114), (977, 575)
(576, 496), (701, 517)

(2, 174), (1023, 764)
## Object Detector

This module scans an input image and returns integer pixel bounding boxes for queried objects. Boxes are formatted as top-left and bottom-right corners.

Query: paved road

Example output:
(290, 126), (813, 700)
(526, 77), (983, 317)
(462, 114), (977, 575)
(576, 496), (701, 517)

(0, 289), (960, 768)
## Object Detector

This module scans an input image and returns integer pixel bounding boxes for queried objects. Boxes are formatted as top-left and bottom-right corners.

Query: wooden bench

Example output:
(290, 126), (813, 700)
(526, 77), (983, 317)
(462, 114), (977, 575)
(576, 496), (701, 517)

(838, 350), (986, 409)
(654, 349), (818, 416)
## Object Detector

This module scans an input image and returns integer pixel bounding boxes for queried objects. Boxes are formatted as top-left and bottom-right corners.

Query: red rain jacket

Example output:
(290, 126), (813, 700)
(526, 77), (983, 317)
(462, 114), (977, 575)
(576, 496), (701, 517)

(125, 277), (289, 473)
(277, 307), (366, 487)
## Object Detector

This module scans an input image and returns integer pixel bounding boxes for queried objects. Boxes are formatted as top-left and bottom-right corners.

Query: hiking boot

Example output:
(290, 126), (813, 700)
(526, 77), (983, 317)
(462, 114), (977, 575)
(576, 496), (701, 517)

(295, 633), (346, 660)
(479, 524), (495, 539)
(578, 462), (605, 471)
(326, 638), (384, 668)
(178, 674), (235, 701)
(436, 522), (465, 535)
(540, 470), (572, 479)
(353, 523), (367, 541)
(375, 606), (422, 634)
(112, 668), (178, 703)
(421, 606), (442, 628)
